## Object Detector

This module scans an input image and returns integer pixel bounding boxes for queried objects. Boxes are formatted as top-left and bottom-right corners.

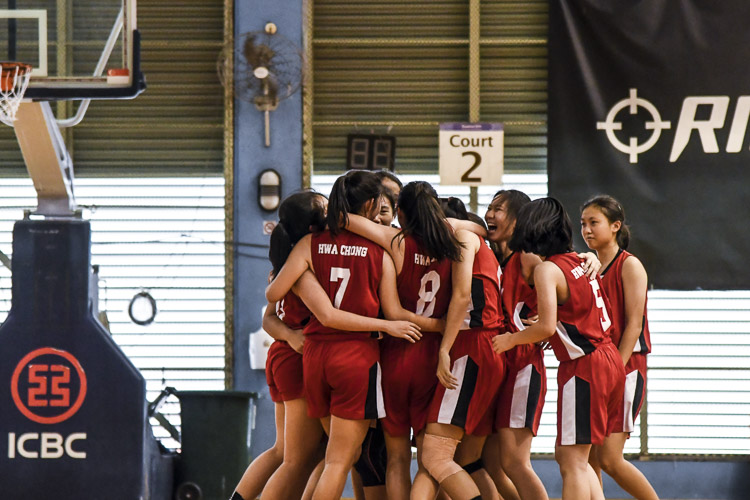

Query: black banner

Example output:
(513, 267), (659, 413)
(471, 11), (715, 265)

(548, 0), (750, 289)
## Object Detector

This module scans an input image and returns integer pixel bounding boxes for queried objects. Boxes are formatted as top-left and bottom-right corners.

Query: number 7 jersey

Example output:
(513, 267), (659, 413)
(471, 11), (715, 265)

(306, 230), (385, 339)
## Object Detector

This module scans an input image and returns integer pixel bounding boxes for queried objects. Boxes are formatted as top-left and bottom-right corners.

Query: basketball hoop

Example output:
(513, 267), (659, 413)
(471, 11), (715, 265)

(0, 62), (33, 126)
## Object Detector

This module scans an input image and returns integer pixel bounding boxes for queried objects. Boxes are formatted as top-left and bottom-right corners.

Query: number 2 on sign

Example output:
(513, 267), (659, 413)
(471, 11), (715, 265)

(461, 151), (482, 182)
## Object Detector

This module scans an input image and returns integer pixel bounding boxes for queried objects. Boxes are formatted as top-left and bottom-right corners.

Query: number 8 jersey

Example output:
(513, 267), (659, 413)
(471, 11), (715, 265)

(547, 252), (614, 361)
(396, 236), (452, 319)
(305, 229), (385, 339)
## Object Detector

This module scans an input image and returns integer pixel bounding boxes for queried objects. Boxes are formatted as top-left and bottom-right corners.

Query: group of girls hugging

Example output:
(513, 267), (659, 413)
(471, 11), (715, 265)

(229, 169), (658, 500)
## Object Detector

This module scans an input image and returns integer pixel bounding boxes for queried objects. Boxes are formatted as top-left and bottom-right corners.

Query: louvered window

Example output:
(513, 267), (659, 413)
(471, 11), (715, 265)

(0, 177), (226, 448)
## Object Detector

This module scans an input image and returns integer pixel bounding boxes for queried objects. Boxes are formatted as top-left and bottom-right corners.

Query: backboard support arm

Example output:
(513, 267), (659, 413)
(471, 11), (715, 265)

(13, 101), (77, 216)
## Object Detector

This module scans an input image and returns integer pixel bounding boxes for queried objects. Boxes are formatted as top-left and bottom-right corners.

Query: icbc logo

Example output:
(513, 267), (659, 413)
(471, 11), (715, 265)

(11, 347), (87, 424)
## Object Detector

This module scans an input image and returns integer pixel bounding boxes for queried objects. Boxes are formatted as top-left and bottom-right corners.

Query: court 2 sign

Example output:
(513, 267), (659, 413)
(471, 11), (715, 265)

(439, 123), (504, 186)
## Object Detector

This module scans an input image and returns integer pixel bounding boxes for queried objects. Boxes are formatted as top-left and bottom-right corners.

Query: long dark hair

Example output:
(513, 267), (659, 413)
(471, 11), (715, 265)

(269, 190), (326, 276)
(327, 170), (382, 235)
(581, 195), (631, 250)
(398, 181), (462, 261)
(509, 197), (573, 257)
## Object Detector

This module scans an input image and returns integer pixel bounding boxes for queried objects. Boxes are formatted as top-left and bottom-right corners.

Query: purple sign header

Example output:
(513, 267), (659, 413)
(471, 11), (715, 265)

(440, 122), (503, 131)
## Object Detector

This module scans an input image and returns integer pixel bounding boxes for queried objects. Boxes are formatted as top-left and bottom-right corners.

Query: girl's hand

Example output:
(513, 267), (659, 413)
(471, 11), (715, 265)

(577, 252), (601, 278)
(287, 330), (305, 354)
(492, 333), (515, 354)
(521, 314), (539, 326)
(437, 350), (458, 389)
(383, 321), (422, 343)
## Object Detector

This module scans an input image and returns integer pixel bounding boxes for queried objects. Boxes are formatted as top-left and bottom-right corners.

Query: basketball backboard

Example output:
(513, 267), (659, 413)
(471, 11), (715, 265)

(0, 0), (143, 100)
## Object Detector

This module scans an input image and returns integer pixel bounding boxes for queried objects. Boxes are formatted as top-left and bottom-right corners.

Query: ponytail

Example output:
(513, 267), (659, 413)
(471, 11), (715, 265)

(580, 195), (631, 250)
(398, 181), (463, 261)
(269, 222), (293, 277)
(326, 170), (382, 235)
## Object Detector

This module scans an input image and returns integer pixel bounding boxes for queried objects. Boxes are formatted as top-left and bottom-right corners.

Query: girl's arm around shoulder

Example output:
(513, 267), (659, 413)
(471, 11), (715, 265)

(447, 218), (487, 238)
(345, 213), (402, 254)
(294, 268), (422, 343)
(265, 234), (313, 303)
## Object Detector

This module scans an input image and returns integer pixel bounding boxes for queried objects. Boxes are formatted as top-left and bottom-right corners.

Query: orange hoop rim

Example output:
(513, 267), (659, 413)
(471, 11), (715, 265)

(1, 61), (33, 93)
(0, 61), (33, 74)
(0, 61), (33, 124)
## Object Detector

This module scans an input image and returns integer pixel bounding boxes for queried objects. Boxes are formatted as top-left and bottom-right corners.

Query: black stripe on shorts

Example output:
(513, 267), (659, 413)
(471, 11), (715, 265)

(451, 357), (479, 428)
(524, 365), (543, 430)
(561, 321), (596, 355)
(633, 370), (645, 422)
(575, 377), (591, 444)
(364, 363), (380, 419)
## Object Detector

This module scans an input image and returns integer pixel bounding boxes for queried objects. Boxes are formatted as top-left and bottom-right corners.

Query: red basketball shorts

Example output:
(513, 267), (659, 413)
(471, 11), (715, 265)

(265, 340), (304, 403)
(619, 352), (647, 433)
(495, 343), (546, 435)
(556, 341), (625, 446)
(380, 333), (441, 437)
(303, 336), (385, 420)
(427, 329), (505, 436)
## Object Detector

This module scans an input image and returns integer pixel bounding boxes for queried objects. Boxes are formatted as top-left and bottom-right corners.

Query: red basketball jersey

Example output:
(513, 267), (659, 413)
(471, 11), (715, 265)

(500, 252), (538, 333)
(276, 290), (311, 330)
(305, 230), (384, 339)
(600, 249), (652, 354)
(461, 237), (504, 331)
(397, 235), (452, 319)
(547, 253), (613, 361)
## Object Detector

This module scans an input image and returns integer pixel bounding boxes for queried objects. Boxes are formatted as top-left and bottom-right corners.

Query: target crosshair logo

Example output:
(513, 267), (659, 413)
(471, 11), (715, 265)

(597, 88), (671, 163)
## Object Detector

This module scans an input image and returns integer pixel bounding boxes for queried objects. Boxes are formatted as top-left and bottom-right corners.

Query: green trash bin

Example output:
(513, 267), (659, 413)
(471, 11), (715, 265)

(174, 390), (255, 500)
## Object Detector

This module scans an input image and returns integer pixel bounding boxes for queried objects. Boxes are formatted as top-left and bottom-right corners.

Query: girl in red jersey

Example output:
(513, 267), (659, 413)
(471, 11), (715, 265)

(265, 170), (439, 500)
(344, 181), (462, 500)
(231, 191), (326, 500)
(492, 197), (625, 500)
(580, 195), (658, 500)
(233, 190), (421, 500)
(484, 189), (548, 500)
(411, 198), (507, 500)
(484, 190), (601, 500)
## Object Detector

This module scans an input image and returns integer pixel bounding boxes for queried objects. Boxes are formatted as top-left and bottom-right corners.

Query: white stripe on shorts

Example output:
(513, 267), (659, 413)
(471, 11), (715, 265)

(623, 369), (639, 433)
(376, 362), (386, 419)
(437, 355), (468, 425)
(509, 364), (533, 428)
(561, 376), (577, 445)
